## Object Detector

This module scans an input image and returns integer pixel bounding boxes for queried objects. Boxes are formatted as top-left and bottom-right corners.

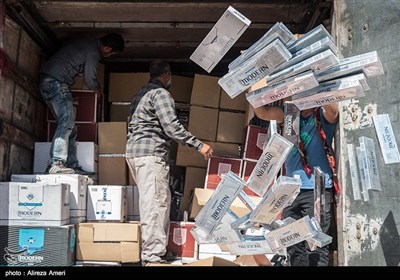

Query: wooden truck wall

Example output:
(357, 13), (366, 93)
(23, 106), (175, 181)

(0, 11), (46, 182)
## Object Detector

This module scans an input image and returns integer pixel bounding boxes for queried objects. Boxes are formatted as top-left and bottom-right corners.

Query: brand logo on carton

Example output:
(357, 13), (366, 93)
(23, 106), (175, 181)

(315, 94), (347, 105)
(237, 243), (262, 249)
(270, 194), (289, 213)
(211, 195), (230, 220)
(384, 126), (395, 148)
(284, 115), (293, 136)
(17, 210), (42, 217)
(239, 65), (269, 86)
(280, 232), (301, 246)
(256, 152), (274, 178)
(219, 38), (234, 56)
(4, 248), (44, 265)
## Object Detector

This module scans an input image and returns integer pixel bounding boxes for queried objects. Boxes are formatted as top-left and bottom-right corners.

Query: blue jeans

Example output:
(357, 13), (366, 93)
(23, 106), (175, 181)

(282, 189), (333, 266)
(39, 75), (78, 168)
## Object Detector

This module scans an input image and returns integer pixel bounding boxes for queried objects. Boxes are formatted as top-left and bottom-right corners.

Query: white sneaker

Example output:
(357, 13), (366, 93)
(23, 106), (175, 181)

(47, 161), (75, 174)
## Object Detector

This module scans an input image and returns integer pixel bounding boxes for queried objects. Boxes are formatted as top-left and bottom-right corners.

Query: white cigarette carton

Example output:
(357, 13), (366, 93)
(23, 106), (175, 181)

(10, 174), (88, 224)
(247, 133), (294, 197)
(372, 114), (400, 164)
(307, 232), (333, 250)
(246, 71), (319, 108)
(287, 24), (334, 54)
(359, 136), (381, 191)
(282, 102), (301, 146)
(291, 79), (365, 111)
(0, 182), (70, 226)
(337, 50), (380, 66)
(191, 214), (241, 244)
(219, 38), (291, 98)
(316, 51), (384, 82)
(250, 176), (301, 225)
(267, 49), (339, 84)
(265, 215), (318, 252)
(272, 36), (338, 74)
(313, 167), (325, 225)
(86, 185), (127, 222)
(265, 120), (278, 147)
(346, 144), (362, 201)
(356, 146), (370, 202)
(229, 22), (296, 70)
(224, 240), (274, 255)
(190, 5), (251, 73)
(194, 171), (246, 239)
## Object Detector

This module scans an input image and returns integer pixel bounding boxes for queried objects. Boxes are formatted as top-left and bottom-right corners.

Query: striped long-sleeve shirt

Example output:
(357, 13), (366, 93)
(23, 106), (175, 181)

(126, 79), (203, 161)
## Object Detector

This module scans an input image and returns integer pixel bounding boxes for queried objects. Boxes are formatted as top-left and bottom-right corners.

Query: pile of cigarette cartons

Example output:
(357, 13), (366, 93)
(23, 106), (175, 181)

(190, 133), (332, 258)
(217, 22), (384, 112)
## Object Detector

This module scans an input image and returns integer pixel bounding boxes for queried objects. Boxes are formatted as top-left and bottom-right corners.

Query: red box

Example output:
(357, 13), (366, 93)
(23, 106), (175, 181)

(242, 125), (267, 161)
(204, 156), (242, 190)
(47, 121), (97, 142)
(241, 160), (260, 197)
(167, 221), (198, 260)
(47, 90), (102, 122)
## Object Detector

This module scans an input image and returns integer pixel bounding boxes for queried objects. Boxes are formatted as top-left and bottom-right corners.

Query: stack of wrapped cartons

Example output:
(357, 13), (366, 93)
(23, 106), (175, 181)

(0, 178), (75, 266)
(242, 23), (384, 111)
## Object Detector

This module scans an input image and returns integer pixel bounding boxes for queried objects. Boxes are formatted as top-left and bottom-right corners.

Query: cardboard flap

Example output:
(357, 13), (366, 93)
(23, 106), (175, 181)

(77, 223), (95, 243)
(93, 223), (140, 242)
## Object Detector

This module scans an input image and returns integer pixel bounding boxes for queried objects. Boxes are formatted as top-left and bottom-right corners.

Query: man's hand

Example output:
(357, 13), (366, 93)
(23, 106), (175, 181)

(200, 143), (213, 161)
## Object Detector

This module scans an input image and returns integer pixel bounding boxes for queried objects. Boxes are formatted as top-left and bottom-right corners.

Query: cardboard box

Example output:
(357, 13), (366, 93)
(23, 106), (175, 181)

(86, 185), (127, 222)
(0, 182), (70, 226)
(190, 74), (221, 108)
(76, 223), (140, 263)
(169, 75), (193, 103)
(98, 155), (127, 185)
(219, 88), (247, 111)
(242, 125), (267, 161)
(167, 221), (198, 263)
(185, 256), (239, 266)
(188, 106), (218, 141)
(98, 122), (127, 154)
(233, 255), (273, 266)
(110, 102), (131, 122)
(0, 225), (76, 266)
(197, 244), (237, 262)
(108, 72), (149, 102)
(180, 167), (207, 212)
(190, 5), (251, 73)
(205, 156), (242, 190)
(10, 174), (88, 224)
(217, 111), (245, 143)
(189, 188), (261, 219)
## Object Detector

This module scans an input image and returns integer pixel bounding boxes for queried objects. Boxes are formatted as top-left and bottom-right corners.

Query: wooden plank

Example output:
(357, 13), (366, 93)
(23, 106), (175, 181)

(335, 0), (400, 266)
(0, 117), (34, 151)
(0, 48), (40, 99)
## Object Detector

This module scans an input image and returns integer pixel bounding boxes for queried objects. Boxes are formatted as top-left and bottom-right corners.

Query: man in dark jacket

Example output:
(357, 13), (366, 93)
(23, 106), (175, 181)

(39, 33), (124, 174)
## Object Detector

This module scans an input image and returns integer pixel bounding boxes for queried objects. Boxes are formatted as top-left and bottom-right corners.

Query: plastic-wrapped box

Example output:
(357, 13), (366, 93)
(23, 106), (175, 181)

(246, 133), (294, 197)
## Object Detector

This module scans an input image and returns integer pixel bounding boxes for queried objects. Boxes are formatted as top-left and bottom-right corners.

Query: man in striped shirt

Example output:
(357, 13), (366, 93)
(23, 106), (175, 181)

(126, 59), (213, 265)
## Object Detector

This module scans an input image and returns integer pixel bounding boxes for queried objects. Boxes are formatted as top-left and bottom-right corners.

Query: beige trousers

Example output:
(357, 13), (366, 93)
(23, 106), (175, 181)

(126, 156), (171, 263)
